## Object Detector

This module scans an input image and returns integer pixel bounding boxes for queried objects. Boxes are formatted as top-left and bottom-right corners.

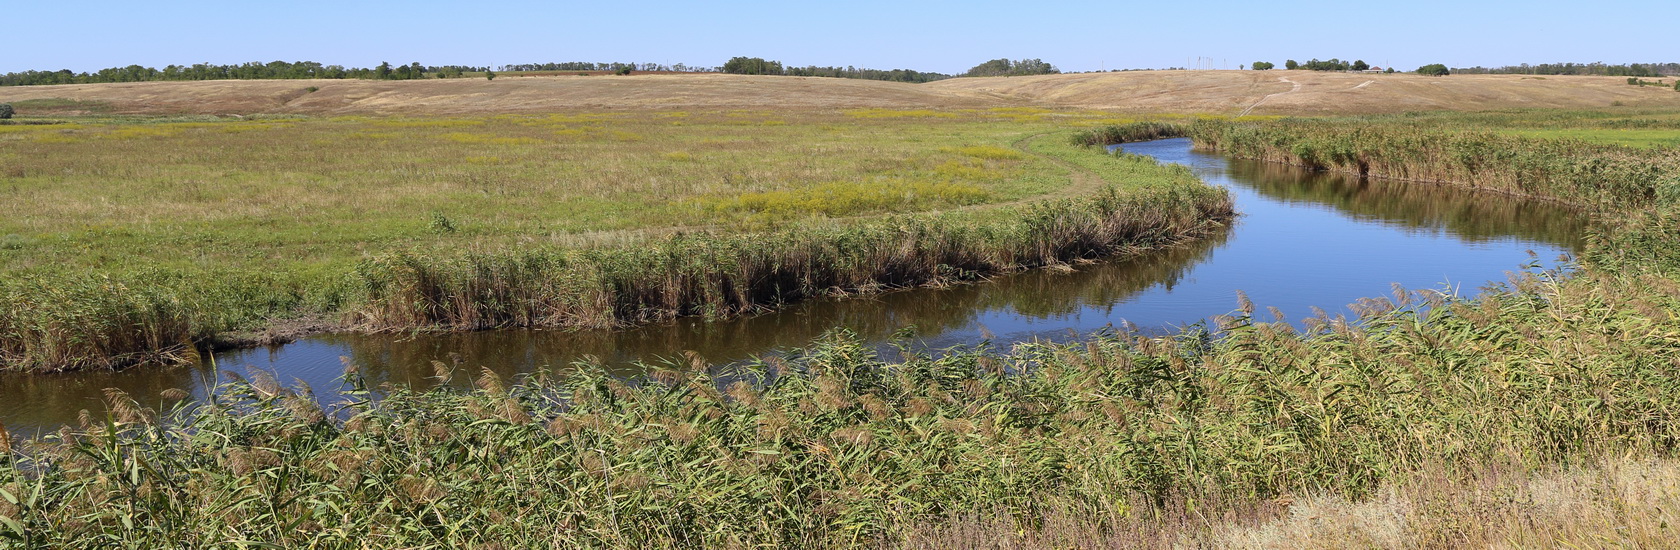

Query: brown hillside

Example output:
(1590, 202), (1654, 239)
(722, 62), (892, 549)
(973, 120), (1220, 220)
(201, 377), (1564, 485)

(0, 74), (1003, 116)
(4, 71), (1679, 116)
(922, 70), (1680, 115)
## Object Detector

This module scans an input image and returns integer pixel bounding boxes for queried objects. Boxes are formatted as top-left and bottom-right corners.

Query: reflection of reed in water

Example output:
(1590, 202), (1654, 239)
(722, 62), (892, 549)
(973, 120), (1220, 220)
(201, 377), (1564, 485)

(329, 224), (1232, 390)
(1225, 159), (1589, 249)
(0, 362), (207, 432)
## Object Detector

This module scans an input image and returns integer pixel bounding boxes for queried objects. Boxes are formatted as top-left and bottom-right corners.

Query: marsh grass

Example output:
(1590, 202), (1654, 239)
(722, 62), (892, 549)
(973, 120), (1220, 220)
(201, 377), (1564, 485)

(1068, 121), (1187, 147)
(350, 176), (1231, 331)
(3, 262), (1678, 547)
(1183, 115), (1680, 210)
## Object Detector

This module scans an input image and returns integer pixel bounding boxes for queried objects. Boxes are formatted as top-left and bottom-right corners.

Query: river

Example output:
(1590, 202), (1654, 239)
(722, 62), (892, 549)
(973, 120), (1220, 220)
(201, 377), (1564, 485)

(0, 138), (1585, 433)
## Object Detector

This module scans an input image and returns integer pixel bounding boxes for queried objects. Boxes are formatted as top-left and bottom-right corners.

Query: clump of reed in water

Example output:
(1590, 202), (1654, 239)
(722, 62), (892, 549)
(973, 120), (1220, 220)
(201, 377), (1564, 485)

(350, 177), (1234, 330)
(1068, 121), (1188, 147)
(1184, 117), (1680, 210)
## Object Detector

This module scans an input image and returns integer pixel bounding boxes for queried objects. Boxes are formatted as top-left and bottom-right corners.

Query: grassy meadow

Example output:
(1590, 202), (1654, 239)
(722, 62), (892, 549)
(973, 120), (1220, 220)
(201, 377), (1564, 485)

(0, 107), (1231, 371)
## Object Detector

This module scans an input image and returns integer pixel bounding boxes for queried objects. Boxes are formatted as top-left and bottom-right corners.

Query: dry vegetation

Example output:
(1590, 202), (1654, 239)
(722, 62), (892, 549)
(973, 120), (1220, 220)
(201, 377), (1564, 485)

(903, 457), (1680, 548)
(7, 71), (1680, 118)
(0, 74), (1003, 116)
(926, 71), (1680, 114)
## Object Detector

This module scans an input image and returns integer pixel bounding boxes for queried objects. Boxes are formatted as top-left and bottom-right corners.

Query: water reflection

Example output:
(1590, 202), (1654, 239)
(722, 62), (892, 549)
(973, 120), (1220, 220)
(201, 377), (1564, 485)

(267, 226), (1231, 393)
(1, 138), (1586, 433)
(1225, 158), (1588, 248)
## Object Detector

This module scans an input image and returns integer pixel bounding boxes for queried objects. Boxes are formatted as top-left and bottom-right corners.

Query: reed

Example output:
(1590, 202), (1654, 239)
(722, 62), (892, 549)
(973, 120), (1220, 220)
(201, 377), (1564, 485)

(1183, 117), (1680, 210)
(351, 176), (1231, 331)
(3, 263), (1677, 547)
(1067, 121), (1186, 147)
(0, 275), (195, 372)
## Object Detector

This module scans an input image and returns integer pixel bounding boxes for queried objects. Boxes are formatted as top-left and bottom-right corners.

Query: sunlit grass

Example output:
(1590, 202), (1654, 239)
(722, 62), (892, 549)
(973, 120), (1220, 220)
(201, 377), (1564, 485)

(1500, 128), (1680, 148)
(0, 108), (1237, 371)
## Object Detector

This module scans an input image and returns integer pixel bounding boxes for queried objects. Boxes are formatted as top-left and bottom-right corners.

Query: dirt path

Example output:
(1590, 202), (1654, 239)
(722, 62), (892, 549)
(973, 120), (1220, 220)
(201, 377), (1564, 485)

(1238, 77), (1300, 117)
(1001, 131), (1105, 203)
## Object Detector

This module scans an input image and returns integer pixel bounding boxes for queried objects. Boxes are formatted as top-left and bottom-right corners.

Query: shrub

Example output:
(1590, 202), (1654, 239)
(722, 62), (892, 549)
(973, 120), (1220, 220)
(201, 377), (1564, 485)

(1252, 61), (1275, 71)
(485, 70), (496, 81)
(0, 103), (11, 119)
(1417, 64), (1450, 76)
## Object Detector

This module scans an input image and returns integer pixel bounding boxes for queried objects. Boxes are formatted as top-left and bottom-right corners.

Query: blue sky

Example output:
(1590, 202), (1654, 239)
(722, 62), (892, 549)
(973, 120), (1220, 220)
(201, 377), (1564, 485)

(5, 0), (1673, 74)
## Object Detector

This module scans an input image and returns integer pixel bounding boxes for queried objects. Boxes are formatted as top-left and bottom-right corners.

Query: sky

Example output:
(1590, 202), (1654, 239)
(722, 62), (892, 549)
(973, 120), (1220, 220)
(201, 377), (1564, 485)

(5, 0), (1675, 74)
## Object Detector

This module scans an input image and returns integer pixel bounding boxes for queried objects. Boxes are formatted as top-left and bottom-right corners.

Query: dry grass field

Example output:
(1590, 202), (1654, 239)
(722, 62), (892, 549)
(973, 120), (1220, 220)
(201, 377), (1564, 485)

(0, 74), (1004, 116)
(926, 70), (1680, 114)
(6, 70), (1679, 117)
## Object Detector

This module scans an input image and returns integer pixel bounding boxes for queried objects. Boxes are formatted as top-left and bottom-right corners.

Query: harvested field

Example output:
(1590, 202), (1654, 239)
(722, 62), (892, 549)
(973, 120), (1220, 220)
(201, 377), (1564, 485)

(7, 71), (1680, 117)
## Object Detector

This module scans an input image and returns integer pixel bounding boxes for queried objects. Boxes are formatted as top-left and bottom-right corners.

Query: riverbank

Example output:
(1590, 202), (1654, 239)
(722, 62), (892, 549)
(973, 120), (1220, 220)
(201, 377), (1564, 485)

(1170, 114), (1679, 273)
(4, 263), (1676, 547)
(0, 111), (1231, 372)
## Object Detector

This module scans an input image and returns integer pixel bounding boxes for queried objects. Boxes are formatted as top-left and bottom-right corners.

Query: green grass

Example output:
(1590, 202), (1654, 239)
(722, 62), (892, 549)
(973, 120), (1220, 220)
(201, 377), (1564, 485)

(0, 110), (1234, 372)
(1501, 128), (1680, 148)
(1253, 108), (1680, 148)
(0, 111), (1077, 277)
(2, 98), (113, 113)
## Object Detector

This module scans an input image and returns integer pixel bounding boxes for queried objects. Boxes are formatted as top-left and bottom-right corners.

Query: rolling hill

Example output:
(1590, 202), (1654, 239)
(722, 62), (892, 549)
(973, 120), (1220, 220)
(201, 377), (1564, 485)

(3, 70), (1679, 116)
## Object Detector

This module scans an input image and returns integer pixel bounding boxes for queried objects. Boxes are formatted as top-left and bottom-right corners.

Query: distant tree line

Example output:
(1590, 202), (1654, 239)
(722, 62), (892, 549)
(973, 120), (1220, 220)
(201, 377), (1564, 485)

(718, 57), (953, 83)
(2, 55), (1060, 88)
(1282, 58), (1373, 72)
(962, 58), (1059, 77)
(499, 61), (710, 73)
(0, 61), (493, 87)
(1451, 62), (1678, 77)
(784, 66), (950, 83)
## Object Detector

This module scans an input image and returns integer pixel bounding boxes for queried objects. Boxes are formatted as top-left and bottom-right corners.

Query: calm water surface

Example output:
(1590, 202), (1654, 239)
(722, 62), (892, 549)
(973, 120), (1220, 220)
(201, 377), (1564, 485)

(0, 139), (1586, 432)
